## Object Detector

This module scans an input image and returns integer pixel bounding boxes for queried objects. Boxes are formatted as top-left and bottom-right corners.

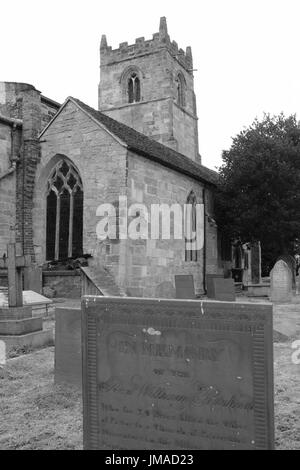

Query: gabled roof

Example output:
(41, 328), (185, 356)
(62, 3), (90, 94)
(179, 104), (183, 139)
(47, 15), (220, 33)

(40, 96), (218, 186)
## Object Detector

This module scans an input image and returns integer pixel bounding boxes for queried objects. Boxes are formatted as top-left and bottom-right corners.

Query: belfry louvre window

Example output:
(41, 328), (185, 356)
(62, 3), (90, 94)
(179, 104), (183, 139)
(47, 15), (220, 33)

(185, 191), (198, 262)
(128, 73), (141, 103)
(46, 160), (83, 261)
(176, 73), (186, 108)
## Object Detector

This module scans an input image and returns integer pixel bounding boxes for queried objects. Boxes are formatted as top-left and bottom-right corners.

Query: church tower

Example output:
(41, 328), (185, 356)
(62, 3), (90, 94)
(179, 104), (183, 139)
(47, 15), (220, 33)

(98, 17), (200, 162)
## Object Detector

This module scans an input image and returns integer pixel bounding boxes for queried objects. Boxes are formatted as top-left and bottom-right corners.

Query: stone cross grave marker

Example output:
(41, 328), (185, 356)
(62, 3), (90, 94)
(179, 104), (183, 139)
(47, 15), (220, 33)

(0, 243), (31, 307)
(270, 260), (292, 303)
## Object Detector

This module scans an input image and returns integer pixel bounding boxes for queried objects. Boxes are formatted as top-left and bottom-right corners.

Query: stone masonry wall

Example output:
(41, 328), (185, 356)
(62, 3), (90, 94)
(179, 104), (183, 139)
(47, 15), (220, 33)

(0, 122), (17, 254)
(0, 82), (59, 258)
(99, 23), (199, 161)
(34, 100), (128, 286)
(122, 151), (220, 297)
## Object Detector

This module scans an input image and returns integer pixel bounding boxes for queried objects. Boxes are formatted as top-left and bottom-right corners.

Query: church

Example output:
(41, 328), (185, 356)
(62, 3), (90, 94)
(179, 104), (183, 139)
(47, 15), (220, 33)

(0, 17), (223, 298)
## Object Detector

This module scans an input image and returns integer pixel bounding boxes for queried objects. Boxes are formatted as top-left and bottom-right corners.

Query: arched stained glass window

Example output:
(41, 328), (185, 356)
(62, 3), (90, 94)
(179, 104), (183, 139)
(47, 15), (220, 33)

(46, 160), (83, 261)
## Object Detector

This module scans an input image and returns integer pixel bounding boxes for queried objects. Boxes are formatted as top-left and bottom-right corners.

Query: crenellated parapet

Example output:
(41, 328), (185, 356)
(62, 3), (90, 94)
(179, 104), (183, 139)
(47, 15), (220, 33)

(100, 17), (193, 72)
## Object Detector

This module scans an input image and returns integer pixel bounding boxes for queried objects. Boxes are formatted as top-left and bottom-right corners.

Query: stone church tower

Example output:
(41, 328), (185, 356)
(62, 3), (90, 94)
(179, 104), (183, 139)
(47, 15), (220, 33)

(98, 17), (200, 162)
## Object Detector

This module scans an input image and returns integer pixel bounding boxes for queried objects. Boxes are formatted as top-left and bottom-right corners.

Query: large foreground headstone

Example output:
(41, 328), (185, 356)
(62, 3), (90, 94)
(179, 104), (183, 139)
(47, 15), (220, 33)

(270, 260), (292, 303)
(82, 297), (274, 450)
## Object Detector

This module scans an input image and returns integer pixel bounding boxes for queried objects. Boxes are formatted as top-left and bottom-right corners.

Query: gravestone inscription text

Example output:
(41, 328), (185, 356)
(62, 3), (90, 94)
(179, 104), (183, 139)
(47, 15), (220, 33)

(82, 297), (274, 450)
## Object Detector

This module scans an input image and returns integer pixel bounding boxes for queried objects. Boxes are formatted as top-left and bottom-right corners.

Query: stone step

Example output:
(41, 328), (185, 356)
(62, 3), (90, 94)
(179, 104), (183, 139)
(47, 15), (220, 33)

(81, 265), (126, 297)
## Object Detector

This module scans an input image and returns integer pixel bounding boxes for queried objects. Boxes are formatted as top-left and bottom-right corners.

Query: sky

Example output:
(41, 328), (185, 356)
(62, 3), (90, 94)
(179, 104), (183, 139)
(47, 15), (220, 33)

(1, 0), (300, 170)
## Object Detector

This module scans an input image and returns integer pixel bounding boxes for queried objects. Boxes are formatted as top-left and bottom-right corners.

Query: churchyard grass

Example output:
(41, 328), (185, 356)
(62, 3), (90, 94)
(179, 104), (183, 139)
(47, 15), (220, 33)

(0, 332), (299, 450)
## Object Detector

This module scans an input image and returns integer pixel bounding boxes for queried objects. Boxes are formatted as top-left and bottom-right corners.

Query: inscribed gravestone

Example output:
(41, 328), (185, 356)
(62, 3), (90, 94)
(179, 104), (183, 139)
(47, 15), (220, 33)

(270, 260), (292, 303)
(82, 297), (274, 450)
(55, 307), (82, 387)
(175, 275), (195, 299)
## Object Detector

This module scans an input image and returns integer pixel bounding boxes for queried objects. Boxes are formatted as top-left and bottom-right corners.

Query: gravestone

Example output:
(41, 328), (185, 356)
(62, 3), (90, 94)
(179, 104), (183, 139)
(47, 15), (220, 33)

(0, 290), (53, 317)
(175, 275), (195, 299)
(277, 255), (296, 290)
(251, 242), (262, 284)
(0, 243), (53, 357)
(206, 274), (224, 298)
(208, 278), (236, 302)
(82, 296), (274, 450)
(55, 307), (82, 387)
(270, 260), (292, 303)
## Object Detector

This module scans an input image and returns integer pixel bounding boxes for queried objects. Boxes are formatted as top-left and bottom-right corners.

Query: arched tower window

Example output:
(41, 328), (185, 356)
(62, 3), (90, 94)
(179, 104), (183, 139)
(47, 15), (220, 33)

(46, 159), (83, 261)
(185, 191), (198, 262)
(175, 72), (186, 108)
(128, 72), (141, 103)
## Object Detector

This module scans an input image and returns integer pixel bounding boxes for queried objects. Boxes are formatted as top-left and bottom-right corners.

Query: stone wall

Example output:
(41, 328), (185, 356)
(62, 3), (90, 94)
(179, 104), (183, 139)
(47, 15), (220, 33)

(121, 151), (220, 297)
(99, 18), (199, 162)
(0, 82), (60, 258)
(43, 271), (81, 298)
(34, 100), (128, 288)
(0, 122), (18, 254)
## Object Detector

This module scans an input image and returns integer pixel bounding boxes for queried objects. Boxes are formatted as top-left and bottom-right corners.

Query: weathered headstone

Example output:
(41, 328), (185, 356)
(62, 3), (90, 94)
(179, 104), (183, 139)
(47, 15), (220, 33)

(209, 278), (236, 302)
(206, 274), (224, 298)
(82, 296), (274, 450)
(175, 275), (195, 299)
(270, 260), (292, 303)
(55, 307), (82, 387)
(277, 255), (296, 290)
(251, 241), (262, 284)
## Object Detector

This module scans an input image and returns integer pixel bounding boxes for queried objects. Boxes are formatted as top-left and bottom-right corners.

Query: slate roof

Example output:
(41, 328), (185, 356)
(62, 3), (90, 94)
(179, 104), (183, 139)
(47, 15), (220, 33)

(43, 96), (219, 186)
(71, 98), (218, 186)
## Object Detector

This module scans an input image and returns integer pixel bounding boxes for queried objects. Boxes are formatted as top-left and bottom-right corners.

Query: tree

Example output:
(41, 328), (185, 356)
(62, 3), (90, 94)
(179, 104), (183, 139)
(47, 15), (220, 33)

(215, 113), (300, 275)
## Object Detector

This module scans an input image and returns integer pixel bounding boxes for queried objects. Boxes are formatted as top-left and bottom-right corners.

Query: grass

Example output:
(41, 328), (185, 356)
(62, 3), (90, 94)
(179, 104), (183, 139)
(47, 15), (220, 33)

(0, 347), (82, 450)
(0, 338), (299, 450)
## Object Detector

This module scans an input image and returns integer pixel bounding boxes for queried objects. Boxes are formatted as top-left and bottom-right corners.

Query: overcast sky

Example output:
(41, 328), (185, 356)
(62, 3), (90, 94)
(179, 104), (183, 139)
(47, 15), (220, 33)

(1, 0), (300, 170)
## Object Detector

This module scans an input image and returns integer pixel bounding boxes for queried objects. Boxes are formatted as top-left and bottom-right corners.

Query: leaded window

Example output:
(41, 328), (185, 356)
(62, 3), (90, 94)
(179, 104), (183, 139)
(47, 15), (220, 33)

(46, 160), (83, 260)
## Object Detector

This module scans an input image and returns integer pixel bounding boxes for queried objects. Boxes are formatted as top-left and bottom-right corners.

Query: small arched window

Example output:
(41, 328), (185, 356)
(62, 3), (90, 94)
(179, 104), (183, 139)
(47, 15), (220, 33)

(185, 191), (198, 262)
(128, 72), (141, 103)
(46, 159), (83, 261)
(175, 73), (186, 108)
